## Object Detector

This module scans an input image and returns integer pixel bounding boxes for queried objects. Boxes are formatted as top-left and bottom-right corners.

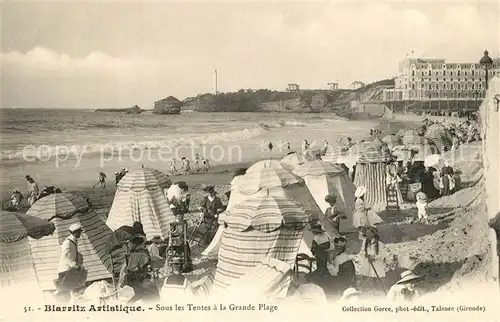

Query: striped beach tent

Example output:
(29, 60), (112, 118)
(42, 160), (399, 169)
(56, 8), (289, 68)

(106, 168), (175, 239)
(292, 161), (356, 234)
(1, 211), (55, 289)
(143, 167), (172, 189)
(353, 140), (393, 212)
(26, 193), (126, 291)
(214, 258), (293, 301)
(211, 193), (307, 294)
(280, 152), (306, 171)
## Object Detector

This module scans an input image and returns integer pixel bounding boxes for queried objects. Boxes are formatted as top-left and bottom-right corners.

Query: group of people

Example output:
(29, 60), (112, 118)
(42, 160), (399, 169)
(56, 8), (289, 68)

(300, 183), (424, 303)
(7, 175), (63, 211)
(169, 154), (210, 175)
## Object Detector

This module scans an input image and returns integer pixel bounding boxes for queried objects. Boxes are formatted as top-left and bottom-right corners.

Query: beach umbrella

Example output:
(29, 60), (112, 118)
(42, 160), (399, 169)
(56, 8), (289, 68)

(107, 168), (175, 239)
(27, 193), (126, 291)
(212, 193), (307, 293)
(424, 154), (444, 168)
(120, 167), (171, 191)
(292, 160), (342, 178)
(280, 153), (306, 171)
(247, 159), (288, 173)
(1, 211), (55, 289)
(0, 211), (55, 243)
(292, 160), (356, 234)
(26, 192), (89, 220)
(215, 258), (293, 301)
(238, 167), (301, 194)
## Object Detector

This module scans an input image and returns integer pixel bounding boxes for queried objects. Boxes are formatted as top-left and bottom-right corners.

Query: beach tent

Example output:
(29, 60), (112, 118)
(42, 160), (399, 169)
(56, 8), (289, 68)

(0, 211), (55, 290)
(292, 160), (356, 233)
(214, 258), (293, 301)
(247, 159), (288, 173)
(143, 167), (172, 190)
(107, 168), (175, 239)
(280, 153), (306, 172)
(211, 193), (307, 294)
(27, 193), (126, 291)
(382, 135), (402, 149)
(425, 123), (453, 153)
(353, 139), (393, 212)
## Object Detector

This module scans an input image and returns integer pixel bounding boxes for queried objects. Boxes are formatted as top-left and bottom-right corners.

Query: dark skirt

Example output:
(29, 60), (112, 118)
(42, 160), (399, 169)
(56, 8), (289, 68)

(55, 267), (87, 292)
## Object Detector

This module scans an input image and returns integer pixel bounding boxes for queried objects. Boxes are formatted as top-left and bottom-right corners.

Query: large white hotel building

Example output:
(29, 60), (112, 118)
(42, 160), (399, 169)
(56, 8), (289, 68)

(383, 56), (500, 101)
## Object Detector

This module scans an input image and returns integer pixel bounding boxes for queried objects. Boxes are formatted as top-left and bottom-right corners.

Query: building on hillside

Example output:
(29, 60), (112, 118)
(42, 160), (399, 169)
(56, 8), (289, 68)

(287, 83), (300, 92)
(383, 56), (500, 101)
(327, 82), (339, 90)
(351, 81), (366, 90)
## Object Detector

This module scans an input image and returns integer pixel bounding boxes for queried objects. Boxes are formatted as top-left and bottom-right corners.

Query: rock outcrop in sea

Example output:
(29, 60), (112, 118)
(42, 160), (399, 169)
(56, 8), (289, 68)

(153, 96), (182, 115)
(95, 105), (142, 114)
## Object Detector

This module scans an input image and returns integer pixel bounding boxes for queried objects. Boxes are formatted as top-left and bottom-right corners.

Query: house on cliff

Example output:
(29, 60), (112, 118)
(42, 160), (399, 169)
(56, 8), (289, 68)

(351, 81), (366, 90)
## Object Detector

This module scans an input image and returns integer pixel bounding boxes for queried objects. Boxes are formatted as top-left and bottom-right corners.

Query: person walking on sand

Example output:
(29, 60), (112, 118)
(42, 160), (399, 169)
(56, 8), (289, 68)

(198, 185), (225, 244)
(25, 175), (40, 206)
(92, 171), (107, 191)
(194, 154), (200, 172)
(268, 142), (273, 152)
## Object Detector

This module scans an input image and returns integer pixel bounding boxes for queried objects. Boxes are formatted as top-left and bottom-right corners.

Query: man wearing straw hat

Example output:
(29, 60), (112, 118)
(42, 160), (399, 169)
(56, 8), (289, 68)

(55, 223), (87, 302)
(386, 270), (423, 303)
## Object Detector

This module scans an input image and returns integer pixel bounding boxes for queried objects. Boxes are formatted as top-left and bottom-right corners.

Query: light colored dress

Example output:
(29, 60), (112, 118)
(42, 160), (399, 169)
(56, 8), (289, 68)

(356, 239), (386, 278)
(352, 198), (383, 228)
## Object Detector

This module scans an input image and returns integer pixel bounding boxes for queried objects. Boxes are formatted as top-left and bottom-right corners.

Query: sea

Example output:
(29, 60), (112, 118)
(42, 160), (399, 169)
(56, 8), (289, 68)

(0, 108), (383, 199)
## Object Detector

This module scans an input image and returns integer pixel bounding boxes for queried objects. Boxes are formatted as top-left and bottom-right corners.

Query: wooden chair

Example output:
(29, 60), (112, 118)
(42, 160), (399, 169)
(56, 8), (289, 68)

(293, 253), (316, 278)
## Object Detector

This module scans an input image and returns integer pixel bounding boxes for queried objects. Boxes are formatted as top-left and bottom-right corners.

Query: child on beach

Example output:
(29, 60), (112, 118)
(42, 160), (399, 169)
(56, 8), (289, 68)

(8, 189), (23, 211)
(324, 194), (347, 236)
(415, 192), (428, 224)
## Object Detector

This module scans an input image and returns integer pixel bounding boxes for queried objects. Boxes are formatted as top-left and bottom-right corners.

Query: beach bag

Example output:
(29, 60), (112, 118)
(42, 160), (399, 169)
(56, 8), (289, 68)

(407, 183), (421, 202)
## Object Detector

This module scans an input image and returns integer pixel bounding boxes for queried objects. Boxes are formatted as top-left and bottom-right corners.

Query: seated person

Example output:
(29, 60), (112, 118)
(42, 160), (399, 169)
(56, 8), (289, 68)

(198, 185), (225, 244)
(166, 182), (190, 216)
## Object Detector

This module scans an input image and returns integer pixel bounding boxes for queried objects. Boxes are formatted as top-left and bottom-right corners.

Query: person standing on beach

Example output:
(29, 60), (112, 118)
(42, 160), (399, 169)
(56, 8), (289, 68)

(268, 142), (273, 152)
(181, 157), (191, 175)
(202, 158), (210, 173)
(25, 175), (39, 206)
(287, 142), (291, 151)
(169, 158), (178, 175)
(92, 171), (107, 191)
(194, 154), (200, 172)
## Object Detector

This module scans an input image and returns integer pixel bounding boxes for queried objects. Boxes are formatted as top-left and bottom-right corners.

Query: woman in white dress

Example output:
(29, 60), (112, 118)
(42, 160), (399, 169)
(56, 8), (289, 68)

(352, 186), (383, 237)
(356, 225), (386, 292)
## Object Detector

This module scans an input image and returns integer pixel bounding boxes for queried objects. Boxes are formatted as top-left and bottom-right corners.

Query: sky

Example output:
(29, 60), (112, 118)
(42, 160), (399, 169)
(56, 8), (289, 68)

(2, 1), (499, 109)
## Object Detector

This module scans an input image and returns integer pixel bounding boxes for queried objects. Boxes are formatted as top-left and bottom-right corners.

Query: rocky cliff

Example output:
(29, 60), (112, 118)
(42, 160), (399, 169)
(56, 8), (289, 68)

(153, 96), (182, 115)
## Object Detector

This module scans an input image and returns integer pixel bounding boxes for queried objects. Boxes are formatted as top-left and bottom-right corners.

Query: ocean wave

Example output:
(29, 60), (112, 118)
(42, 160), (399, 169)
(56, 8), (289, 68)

(259, 120), (308, 129)
(0, 126), (265, 161)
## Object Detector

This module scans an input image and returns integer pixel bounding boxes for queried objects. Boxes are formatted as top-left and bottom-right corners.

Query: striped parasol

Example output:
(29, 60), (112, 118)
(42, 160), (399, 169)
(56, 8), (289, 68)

(238, 167), (301, 194)
(247, 159), (288, 173)
(0, 211), (55, 243)
(107, 168), (175, 239)
(27, 195), (126, 291)
(26, 193), (89, 221)
(216, 257), (293, 300)
(213, 193), (307, 292)
(355, 140), (392, 164)
(292, 160), (344, 177)
(321, 145), (348, 164)
(118, 167), (171, 192)
(280, 153), (306, 171)
(224, 194), (308, 233)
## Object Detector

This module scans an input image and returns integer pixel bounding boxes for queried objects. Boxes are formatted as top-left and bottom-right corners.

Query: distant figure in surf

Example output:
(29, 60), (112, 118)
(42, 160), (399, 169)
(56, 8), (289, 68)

(268, 142), (273, 152)
(92, 172), (107, 191)
(287, 142), (291, 151)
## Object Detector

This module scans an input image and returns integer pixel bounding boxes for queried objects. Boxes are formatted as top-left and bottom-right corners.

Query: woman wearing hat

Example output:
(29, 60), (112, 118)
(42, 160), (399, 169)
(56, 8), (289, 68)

(357, 225), (386, 290)
(327, 236), (356, 297)
(386, 270), (422, 302)
(308, 223), (331, 276)
(352, 186), (383, 235)
(198, 185), (225, 245)
(166, 181), (191, 216)
(324, 194), (347, 236)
